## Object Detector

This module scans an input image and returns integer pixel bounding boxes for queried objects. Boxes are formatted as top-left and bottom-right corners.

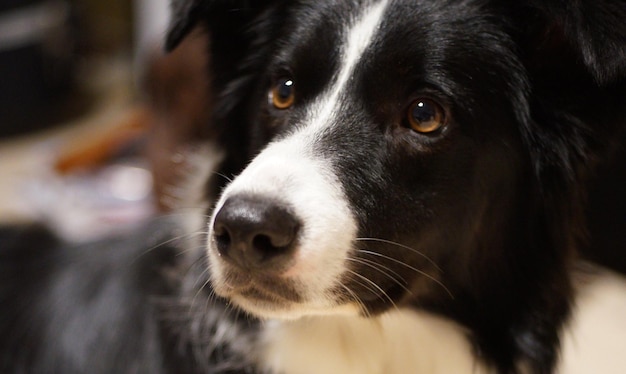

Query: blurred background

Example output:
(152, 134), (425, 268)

(1, 0), (152, 136)
(0, 0), (212, 241)
(0, 0), (209, 241)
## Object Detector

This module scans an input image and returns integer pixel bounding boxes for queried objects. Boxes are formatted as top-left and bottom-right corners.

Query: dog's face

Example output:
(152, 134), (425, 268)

(167, 0), (626, 369)
(200, 0), (535, 319)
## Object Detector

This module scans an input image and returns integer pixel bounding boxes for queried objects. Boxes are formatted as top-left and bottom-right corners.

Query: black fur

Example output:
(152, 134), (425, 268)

(1, 0), (625, 373)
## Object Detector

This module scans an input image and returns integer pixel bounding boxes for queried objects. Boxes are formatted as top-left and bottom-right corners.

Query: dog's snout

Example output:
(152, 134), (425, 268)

(212, 195), (300, 270)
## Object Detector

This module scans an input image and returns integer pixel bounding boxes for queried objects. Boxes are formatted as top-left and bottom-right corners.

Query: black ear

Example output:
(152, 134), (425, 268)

(560, 1), (626, 84)
(507, 0), (626, 191)
(524, 0), (626, 85)
(165, 0), (282, 52)
(165, 0), (208, 51)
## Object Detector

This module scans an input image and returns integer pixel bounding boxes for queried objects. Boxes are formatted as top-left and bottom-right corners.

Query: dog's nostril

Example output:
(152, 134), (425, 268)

(250, 226), (297, 255)
(253, 234), (279, 254)
(212, 195), (300, 269)
(213, 225), (232, 255)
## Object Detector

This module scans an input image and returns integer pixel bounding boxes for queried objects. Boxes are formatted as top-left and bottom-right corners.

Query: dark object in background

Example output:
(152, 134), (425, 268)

(0, 0), (77, 137)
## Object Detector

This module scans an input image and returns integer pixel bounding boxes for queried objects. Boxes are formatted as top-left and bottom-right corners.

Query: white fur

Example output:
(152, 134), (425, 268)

(254, 269), (626, 374)
(308, 0), (390, 131)
(258, 309), (489, 374)
(207, 0), (391, 319)
(559, 269), (626, 374)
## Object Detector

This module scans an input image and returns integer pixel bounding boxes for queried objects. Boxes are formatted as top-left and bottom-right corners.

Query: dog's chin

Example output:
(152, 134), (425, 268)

(223, 289), (302, 320)
(225, 294), (360, 320)
(210, 267), (362, 320)
(229, 294), (364, 320)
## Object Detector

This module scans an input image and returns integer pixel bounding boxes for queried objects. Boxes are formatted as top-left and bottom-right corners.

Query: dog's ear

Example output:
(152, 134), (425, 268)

(520, 0), (626, 85)
(165, 0), (207, 51)
(509, 1), (626, 188)
(165, 0), (282, 51)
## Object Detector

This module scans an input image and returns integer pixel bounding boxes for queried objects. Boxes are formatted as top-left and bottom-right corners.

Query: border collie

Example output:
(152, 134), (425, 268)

(2, 0), (626, 373)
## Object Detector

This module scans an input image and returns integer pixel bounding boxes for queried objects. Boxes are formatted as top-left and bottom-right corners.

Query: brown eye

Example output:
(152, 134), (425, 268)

(269, 78), (295, 109)
(406, 99), (445, 133)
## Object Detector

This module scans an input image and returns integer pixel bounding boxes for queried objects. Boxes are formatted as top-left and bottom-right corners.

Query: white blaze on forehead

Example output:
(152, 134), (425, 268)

(307, 0), (390, 133)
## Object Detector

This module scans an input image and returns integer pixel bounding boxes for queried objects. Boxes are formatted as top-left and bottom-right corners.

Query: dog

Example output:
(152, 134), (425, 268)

(2, 0), (626, 373)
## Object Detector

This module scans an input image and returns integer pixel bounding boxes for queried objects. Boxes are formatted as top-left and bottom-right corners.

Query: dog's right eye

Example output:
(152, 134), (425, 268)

(406, 98), (446, 134)
(269, 78), (295, 110)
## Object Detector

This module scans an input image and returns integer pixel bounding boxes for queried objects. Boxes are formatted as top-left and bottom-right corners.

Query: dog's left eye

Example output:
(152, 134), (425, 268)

(406, 99), (445, 134)
(269, 78), (295, 110)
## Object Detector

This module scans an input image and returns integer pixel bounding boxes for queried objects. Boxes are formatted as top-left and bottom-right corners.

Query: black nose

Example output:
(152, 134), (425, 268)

(212, 195), (301, 270)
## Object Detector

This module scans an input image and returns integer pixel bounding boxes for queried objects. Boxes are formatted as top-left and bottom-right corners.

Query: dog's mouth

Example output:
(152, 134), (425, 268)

(211, 261), (370, 319)
(208, 236), (367, 318)
(212, 263), (337, 318)
(217, 266), (304, 304)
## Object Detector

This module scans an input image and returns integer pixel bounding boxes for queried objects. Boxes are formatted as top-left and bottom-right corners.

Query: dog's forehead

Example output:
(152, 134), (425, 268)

(280, 0), (511, 94)
(271, 0), (517, 133)
(286, 0), (499, 48)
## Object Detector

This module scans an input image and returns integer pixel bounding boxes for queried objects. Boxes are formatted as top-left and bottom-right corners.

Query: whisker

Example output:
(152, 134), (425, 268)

(346, 257), (412, 295)
(160, 210), (212, 219)
(337, 281), (369, 317)
(212, 171), (234, 183)
(352, 256), (409, 286)
(345, 269), (398, 311)
(355, 237), (442, 271)
(204, 287), (223, 325)
(191, 265), (211, 290)
(176, 245), (207, 258)
(358, 249), (454, 299)
(343, 271), (379, 298)
(130, 230), (210, 265)
(191, 276), (214, 313)
(189, 256), (213, 297)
